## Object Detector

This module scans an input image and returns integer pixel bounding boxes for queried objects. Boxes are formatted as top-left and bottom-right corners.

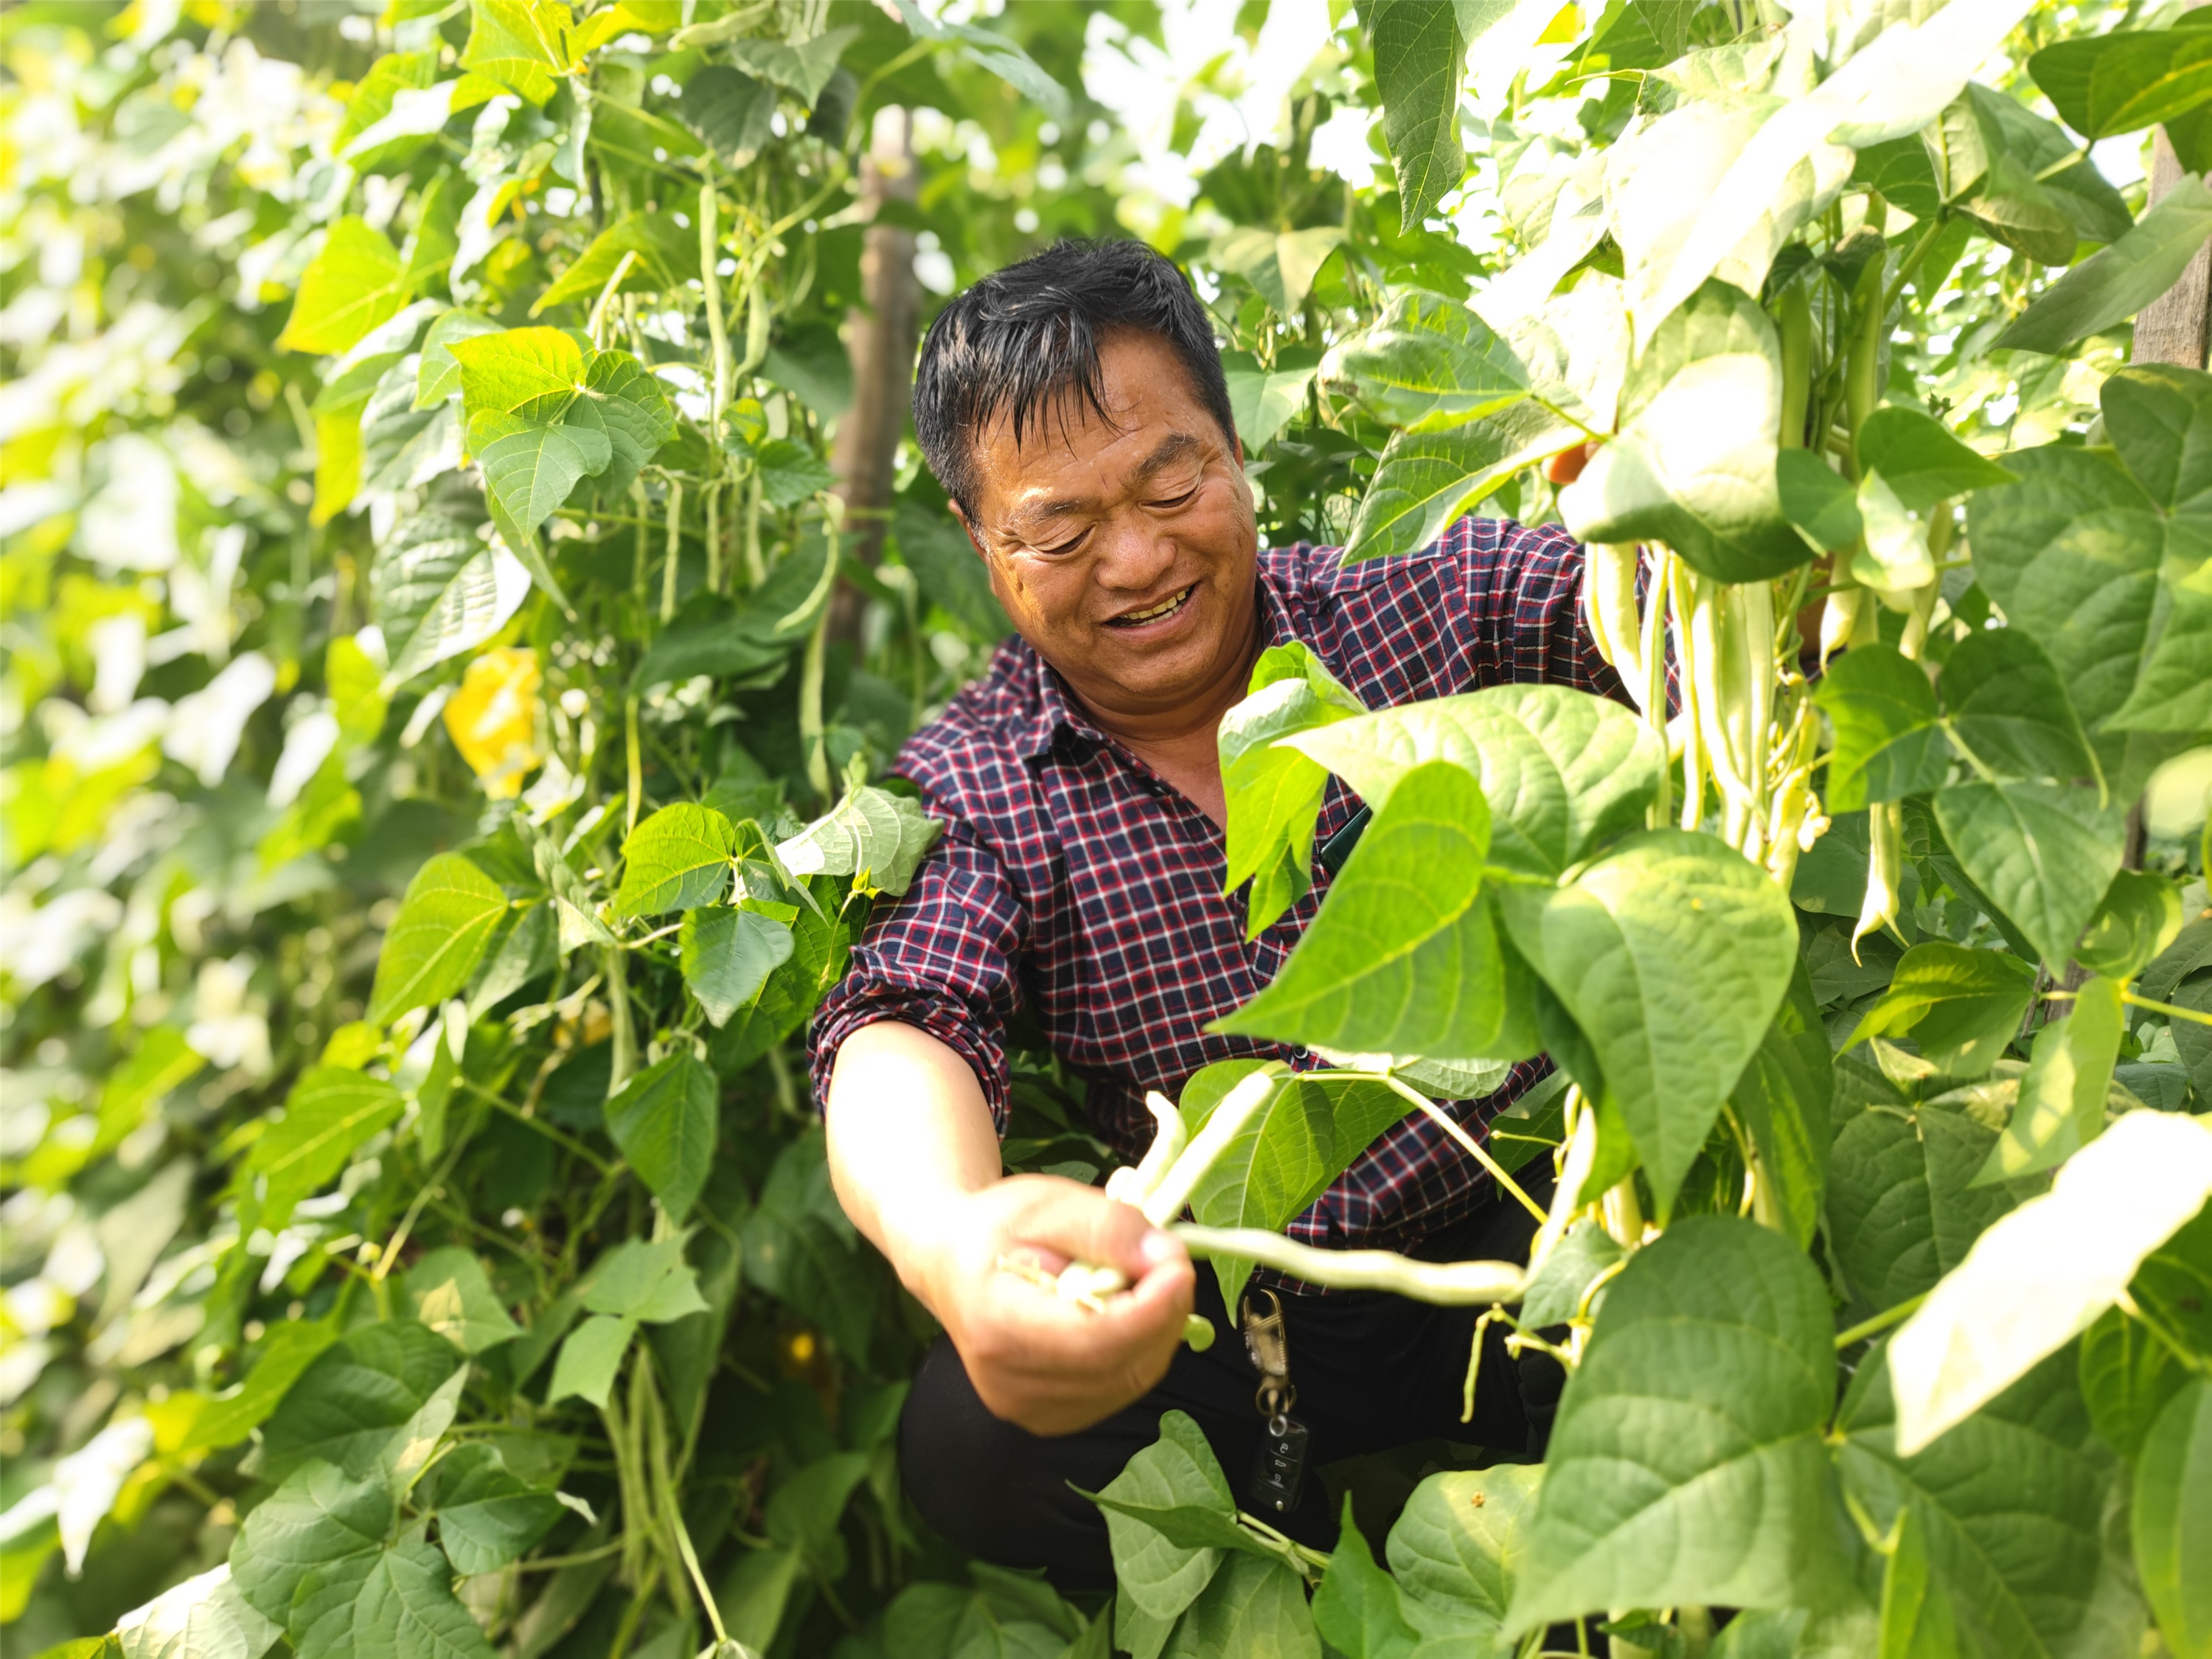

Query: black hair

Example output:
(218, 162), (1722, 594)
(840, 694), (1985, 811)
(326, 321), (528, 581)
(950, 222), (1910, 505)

(911, 238), (1238, 518)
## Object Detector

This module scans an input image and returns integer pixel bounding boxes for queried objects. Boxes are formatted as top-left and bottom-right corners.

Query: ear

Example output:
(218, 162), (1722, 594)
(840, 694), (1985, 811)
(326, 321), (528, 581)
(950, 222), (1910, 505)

(947, 499), (989, 560)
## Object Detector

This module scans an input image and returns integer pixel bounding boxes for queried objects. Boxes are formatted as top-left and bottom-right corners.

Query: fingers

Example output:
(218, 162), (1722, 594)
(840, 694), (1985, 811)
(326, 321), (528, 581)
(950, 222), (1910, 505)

(947, 1183), (1197, 1433)
(966, 1276), (1191, 1434)
(996, 1173), (1187, 1281)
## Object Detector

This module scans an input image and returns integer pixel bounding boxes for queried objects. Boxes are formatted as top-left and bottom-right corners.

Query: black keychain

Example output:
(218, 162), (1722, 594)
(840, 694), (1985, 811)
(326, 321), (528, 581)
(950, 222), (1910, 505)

(1239, 1289), (1310, 1517)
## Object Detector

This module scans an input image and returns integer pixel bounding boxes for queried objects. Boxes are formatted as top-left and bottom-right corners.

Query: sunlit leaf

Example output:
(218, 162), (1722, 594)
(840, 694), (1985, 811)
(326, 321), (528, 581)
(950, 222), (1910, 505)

(244, 1067), (405, 1233)
(425, 1444), (563, 1576)
(116, 1564), (283, 1659)
(614, 803), (737, 918)
(258, 1323), (467, 1485)
(1343, 406), (1586, 564)
(1214, 762), (1538, 1068)
(1938, 627), (2097, 784)
(405, 1248), (521, 1354)
(1888, 1110), (2212, 1453)
(1829, 1102), (2020, 1321)
(1285, 684), (1663, 878)
(1312, 1498), (1419, 1659)
(2134, 1378), (2212, 1659)
(1854, 407), (2017, 512)
(1813, 642), (1947, 813)
(1975, 975), (2123, 1185)
(545, 1315), (635, 1409)
(1559, 280), (1809, 582)
(1992, 174), (2212, 354)
(1846, 943), (2037, 1079)
(775, 784), (942, 896)
(1388, 1464), (1540, 1643)
(1218, 642), (1366, 938)
(1322, 291), (1531, 432)
(366, 853), (510, 1024)
(1933, 782), (2127, 973)
(1367, 0), (1467, 229)
(566, 348), (675, 498)
(231, 1462), (394, 1625)
(2031, 24), (2212, 138)
(291, 1524), (495, 1659)
(279, 218), (411, 357)
(1093, 1412), (1232, 1621)
(1839, 1346), (2124, 1659)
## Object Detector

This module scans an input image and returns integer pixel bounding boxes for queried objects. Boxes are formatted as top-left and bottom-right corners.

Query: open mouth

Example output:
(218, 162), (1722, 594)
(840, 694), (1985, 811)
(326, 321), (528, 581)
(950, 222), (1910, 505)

(1104, 584), (1197, 628)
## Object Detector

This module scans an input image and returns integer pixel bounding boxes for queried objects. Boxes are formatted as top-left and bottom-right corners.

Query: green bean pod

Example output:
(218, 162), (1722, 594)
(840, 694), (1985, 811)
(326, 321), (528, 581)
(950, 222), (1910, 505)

(1777, 281), (1815, 451)
(1175, 1225), (1526, 1306)
(1846, 252), (1888, 471)
(1854, 800), (1904, 954)
(1583, 543), (1649, 708)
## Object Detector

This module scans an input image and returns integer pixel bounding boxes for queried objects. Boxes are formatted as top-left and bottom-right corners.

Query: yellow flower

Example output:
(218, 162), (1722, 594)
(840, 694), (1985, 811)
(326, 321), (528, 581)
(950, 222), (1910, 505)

(444, 647), (543, 799)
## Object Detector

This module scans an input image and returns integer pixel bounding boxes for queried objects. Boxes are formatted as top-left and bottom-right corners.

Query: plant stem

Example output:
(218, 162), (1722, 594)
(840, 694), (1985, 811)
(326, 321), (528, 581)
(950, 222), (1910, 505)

(2120, 990), (2212, 1028)
(1884, 210), (1950, 315)
(699, 174), (731, 425)
(460, 1079), (615, 1175)
(371, 1124), (472, 1281)
(1835, 1290), (1926, 1349)
(1372, 1073), (1548, 1222)
(1234, 1511), (1332, 1576)
(513, 1542), (624, 1572)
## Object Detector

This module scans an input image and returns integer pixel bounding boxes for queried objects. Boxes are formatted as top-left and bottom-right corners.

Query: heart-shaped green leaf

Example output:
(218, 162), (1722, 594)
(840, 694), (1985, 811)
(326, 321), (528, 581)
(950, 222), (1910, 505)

(1213, 762), (1538, 1067)
(1287, 685), (1662, 879)
(367, 853), (509, 1025)
(1499, 830), (1798, 1218)
(614, 803), (738, 918)
(1559, 280), (1809, 582)
(1506, 1217), (1843, 1632)
(1933, 782), (2127, 972)
(602, 1054), (717, 1221)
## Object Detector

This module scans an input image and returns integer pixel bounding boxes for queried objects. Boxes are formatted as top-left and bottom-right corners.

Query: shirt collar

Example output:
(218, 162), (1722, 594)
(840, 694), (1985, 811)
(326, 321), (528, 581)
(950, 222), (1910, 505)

(1015, 560), (1301, 762)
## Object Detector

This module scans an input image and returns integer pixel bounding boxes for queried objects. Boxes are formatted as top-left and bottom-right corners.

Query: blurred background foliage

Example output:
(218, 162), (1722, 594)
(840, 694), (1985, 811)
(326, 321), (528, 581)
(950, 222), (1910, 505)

(0, 0), (2157, 1655)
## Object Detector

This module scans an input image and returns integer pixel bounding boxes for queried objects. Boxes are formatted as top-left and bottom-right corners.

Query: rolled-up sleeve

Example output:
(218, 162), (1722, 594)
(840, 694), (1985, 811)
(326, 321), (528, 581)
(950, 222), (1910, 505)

(806, 806), (1029, 1133)
(1460, 517), (1623, 695)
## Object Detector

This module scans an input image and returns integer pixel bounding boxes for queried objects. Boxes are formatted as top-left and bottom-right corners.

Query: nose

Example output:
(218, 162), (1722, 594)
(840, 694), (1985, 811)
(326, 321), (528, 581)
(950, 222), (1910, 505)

(1091, 512), (1178, 594)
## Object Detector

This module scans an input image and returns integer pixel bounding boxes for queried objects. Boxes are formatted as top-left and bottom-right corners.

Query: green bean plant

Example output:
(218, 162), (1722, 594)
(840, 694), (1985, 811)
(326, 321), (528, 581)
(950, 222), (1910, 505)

(1071, 2), (2212, 1657)
(5, 2), (2212, 1659)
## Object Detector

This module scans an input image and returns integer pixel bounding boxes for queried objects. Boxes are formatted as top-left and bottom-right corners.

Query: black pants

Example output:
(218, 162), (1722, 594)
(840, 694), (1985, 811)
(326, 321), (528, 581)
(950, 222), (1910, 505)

(897, 1189), (1556, 1590)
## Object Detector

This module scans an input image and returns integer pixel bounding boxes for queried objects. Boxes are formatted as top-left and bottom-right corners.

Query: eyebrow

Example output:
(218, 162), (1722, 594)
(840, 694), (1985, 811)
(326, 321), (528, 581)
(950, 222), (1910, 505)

(1003, 431), (1210, 537)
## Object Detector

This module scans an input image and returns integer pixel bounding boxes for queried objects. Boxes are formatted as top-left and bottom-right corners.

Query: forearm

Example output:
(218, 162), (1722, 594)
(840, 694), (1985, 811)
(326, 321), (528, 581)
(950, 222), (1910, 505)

(824, 1020), (1003, 1314)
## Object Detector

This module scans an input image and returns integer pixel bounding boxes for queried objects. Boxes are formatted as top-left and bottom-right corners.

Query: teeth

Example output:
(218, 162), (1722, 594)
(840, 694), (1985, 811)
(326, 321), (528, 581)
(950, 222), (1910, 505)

(1119, 587), (1190, 624)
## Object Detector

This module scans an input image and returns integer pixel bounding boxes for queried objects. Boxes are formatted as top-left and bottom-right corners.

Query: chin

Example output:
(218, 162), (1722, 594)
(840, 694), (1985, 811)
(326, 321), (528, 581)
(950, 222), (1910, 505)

(1093, 630), (1220, 702)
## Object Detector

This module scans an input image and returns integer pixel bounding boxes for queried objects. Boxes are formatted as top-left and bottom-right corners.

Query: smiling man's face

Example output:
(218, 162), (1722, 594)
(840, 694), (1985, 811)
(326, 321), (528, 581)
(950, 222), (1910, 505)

(951, 328), (1261, 728)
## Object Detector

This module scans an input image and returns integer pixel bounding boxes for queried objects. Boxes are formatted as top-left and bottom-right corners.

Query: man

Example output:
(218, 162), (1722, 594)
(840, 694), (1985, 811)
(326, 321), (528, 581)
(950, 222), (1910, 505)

(813, 239), (1620, 1588)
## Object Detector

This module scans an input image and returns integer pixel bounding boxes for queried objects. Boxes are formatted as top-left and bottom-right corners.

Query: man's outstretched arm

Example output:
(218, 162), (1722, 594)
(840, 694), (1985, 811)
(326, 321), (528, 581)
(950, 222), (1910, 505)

(824, 1020), (1195, 1436)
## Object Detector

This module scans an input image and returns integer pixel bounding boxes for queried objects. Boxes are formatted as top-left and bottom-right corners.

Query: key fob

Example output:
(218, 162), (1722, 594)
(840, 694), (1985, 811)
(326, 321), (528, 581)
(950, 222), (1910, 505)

(1248, 1414), (1310, 1516)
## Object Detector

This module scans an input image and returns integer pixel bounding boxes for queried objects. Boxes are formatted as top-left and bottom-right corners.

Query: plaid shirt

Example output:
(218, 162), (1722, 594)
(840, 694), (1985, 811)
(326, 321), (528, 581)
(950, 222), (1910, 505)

(809, 516), (1626, 1259)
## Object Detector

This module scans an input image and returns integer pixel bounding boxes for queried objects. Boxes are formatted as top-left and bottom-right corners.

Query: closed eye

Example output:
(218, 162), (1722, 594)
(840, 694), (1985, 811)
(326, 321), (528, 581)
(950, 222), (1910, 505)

(1146, 482), (1200, 511)
(1032, 527), (1091, 558)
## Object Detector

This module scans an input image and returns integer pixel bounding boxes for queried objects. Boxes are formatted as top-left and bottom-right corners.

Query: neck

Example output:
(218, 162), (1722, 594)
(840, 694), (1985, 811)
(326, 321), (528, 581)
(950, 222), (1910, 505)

(1067, 587), (1265, 754)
